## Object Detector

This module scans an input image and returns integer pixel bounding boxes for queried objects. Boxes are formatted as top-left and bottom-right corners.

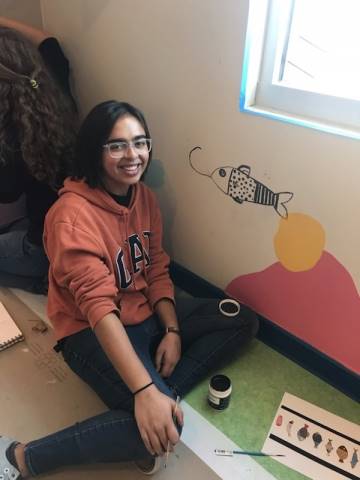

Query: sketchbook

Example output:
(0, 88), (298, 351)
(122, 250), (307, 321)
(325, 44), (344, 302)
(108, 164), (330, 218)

(0, 301), (24, 351)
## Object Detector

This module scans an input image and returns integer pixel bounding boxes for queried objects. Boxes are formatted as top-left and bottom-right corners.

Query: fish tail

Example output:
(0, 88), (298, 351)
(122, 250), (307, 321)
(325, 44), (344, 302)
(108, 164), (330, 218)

(274, 192), (293, 218)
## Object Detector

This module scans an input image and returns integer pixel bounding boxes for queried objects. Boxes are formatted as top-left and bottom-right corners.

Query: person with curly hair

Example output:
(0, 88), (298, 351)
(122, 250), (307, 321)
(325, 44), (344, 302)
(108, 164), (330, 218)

(0, 17), (77, 293)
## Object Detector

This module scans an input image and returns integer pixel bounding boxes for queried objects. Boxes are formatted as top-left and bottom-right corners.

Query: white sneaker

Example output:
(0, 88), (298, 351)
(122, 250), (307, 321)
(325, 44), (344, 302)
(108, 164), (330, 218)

(134, 456), (164, 475)
(0, 436), (21, 480)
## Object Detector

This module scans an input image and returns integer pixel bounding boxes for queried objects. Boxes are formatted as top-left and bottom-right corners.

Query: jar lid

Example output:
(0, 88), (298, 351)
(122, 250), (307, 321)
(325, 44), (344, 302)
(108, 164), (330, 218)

(210, 374), (231, 392)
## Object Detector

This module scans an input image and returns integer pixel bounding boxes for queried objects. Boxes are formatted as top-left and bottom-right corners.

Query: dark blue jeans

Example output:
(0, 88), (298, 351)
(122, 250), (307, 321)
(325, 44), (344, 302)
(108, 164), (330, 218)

(0, 218), (49, 292)
(24, 298), (258, 475)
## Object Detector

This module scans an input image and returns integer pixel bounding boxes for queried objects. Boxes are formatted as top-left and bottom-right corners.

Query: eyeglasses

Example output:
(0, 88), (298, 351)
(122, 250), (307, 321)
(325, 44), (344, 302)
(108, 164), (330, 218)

(103, 138), (152, 158)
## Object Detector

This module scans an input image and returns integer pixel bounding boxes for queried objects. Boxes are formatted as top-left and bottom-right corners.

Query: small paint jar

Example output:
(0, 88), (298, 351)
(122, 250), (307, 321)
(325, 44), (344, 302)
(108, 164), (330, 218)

(208, 374), (232, 410)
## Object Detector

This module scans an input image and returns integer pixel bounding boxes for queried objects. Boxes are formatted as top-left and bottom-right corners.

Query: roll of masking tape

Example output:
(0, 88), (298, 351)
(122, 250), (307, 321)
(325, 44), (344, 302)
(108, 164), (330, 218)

(219, 299), (241, 317)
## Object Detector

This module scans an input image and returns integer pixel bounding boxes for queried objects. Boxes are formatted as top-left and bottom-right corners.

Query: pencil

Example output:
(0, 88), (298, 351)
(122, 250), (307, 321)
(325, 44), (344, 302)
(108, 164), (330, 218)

(164, 396), (181, 468)
(214, 449), (285, 457)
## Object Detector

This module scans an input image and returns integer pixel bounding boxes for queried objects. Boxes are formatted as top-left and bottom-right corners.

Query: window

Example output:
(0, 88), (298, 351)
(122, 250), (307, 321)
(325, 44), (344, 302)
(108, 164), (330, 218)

(240, 0), (360, 139)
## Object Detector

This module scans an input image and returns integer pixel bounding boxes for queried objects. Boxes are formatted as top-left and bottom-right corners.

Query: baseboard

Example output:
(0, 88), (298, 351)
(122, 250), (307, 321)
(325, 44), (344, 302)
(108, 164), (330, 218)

(170, 261), (360, 402)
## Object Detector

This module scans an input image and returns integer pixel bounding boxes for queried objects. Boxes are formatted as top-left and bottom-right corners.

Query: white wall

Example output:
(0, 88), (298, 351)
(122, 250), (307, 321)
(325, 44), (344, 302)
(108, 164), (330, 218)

(40, 0), (360, 292)
(0, 0), (42, 27)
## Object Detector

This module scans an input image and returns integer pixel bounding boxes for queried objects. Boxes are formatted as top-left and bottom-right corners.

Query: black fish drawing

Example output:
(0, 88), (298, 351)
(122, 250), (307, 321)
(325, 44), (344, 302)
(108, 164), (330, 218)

(312, 432), (322, 448)
(189, 147), (293, 218)
(297, 424), (310, 441)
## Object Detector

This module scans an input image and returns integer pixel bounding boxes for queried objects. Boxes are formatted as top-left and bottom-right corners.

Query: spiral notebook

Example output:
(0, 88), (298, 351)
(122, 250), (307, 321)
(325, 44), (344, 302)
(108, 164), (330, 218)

(0, 301), (24, 351)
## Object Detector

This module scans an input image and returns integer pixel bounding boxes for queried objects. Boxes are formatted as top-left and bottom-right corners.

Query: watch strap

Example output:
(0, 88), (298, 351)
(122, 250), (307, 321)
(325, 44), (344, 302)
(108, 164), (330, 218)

(165, 326), (180, 335)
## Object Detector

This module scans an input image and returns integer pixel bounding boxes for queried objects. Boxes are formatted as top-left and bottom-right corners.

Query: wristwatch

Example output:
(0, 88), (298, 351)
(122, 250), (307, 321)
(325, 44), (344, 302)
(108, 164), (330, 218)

(165, 326), (181, 336)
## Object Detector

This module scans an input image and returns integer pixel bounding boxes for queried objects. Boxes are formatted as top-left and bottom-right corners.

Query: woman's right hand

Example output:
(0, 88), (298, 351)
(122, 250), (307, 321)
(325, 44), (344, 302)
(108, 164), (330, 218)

(93, 314), (183, 455)
(134, 385), (184, 456)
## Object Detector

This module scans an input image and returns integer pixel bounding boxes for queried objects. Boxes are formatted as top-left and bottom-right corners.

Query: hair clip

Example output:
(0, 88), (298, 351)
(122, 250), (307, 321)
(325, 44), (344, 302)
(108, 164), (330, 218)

(29, 78), (39, 89)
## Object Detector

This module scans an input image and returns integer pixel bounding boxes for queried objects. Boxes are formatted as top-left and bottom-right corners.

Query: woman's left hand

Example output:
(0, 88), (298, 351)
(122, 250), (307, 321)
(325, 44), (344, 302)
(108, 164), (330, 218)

(155, 333), (181, 378)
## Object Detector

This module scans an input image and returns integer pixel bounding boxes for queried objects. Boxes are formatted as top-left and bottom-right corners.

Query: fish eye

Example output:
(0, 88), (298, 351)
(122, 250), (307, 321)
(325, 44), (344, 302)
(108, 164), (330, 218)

(219, 169), (226, 177)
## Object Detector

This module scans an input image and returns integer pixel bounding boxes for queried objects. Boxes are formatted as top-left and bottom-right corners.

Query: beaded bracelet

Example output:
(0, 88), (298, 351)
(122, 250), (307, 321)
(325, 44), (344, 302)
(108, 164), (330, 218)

(133, 381), (154, 396)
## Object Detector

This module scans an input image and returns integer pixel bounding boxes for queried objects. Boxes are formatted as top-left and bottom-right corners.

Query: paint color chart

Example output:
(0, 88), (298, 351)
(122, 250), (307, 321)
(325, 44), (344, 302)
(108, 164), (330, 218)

(263, 393), (360, 480)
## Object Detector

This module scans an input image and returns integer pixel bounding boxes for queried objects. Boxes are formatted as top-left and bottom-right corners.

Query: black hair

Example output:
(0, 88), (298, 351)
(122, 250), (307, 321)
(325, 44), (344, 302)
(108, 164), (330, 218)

(73, 100), (152, 188)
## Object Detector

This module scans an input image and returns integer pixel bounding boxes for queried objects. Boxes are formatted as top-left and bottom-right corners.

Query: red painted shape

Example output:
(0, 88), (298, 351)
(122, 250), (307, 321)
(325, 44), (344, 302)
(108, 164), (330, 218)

(226, 251), (360, 374)
(276, 415), (283, 426)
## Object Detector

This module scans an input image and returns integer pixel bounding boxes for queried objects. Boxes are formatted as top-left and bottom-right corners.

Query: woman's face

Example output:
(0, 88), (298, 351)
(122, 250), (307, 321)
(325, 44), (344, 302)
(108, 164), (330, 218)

(101, 114), (150, 195)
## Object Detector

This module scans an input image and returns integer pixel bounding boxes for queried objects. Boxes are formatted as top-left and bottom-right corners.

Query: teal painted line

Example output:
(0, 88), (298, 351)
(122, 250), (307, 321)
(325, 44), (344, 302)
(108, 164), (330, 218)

(239, 24), (252, 111)
(242, 106), (360, 141)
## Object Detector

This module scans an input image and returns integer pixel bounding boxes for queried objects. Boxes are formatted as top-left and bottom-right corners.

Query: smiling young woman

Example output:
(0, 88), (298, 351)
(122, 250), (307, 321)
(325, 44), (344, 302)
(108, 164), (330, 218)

(0, 100), (258, 479)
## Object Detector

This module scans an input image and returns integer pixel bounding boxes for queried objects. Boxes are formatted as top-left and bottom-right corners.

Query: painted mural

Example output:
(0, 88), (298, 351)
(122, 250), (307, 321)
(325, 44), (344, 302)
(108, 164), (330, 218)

(189, 148), (359, 375)
(189, 147), (294, 218)
(226, 213), (360, 375)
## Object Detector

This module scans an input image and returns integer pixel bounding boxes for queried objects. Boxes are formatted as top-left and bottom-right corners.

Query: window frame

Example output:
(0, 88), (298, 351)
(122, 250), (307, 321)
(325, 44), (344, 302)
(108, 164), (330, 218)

(240, 0), (360, 140)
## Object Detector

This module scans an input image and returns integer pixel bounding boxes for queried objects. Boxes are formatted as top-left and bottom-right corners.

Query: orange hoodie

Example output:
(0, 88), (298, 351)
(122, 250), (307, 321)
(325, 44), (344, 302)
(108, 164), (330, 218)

(44, 178), (174, 340)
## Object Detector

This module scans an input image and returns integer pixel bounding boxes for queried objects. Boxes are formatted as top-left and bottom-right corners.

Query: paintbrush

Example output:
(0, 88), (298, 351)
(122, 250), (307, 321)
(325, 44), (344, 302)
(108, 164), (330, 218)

(215, 449), (285, 457)
(164, 395), (181, 468)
